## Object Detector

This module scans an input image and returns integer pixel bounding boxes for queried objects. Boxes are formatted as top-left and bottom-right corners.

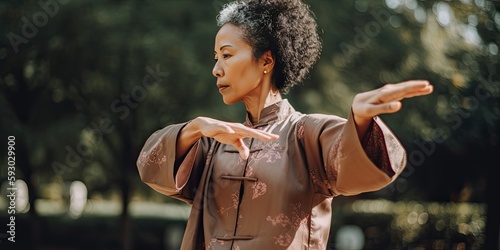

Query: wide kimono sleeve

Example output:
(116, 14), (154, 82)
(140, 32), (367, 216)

(136, 122), (211, 204)
(301, 111), (407, 196)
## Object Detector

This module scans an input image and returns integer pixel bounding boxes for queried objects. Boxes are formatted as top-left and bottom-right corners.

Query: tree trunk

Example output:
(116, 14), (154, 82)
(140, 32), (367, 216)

(18, 139), (41, 248)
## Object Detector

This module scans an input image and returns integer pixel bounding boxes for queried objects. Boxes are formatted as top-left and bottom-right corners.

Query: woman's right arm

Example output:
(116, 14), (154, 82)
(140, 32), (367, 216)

(137, 117), (279, 199)
(136, 121), (196, 199)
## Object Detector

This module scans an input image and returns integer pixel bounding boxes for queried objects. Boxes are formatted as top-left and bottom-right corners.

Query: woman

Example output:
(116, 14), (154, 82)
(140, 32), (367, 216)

(137, 0), (433, 249)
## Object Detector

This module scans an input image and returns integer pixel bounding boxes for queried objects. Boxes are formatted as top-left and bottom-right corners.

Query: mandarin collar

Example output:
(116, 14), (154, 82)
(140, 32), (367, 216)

(245, 99), (295, 128)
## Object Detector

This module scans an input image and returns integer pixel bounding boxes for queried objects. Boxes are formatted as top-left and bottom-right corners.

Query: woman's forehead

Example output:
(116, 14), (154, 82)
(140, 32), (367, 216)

(214, 24), (247, 50)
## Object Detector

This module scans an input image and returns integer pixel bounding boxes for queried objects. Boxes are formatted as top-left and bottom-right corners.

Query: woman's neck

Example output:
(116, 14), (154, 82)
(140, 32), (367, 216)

(244, 89), (282, 124)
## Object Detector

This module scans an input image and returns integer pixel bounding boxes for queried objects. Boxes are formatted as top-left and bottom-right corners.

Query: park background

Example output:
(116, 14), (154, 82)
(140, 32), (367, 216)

(0, 0), (499, 249)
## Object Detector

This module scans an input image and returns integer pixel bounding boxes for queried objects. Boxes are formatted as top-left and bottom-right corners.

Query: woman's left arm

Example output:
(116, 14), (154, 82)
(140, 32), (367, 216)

(312, 80), (433, 196)
(352, 80), (433, 140)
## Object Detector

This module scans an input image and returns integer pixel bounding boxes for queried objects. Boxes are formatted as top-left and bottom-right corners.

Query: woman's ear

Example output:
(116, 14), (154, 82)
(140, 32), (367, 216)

(261, 50), (275, 71)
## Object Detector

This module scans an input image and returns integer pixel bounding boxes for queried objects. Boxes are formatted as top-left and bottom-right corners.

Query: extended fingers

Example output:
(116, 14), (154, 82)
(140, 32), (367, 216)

(378, 80), (433, 103)
(232, 125), (279, 141)
(251, 130), (279, 141)
(404, 84), (433, 98)
(353, 80), (433, 118)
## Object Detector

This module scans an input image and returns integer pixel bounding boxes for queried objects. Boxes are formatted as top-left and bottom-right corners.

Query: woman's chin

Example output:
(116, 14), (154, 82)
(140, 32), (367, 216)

(222, 96), (237, 105)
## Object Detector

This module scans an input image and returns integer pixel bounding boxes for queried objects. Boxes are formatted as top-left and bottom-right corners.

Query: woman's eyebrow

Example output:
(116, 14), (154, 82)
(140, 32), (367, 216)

(220, 44), (233, 50)
(215, 44), (234, 53)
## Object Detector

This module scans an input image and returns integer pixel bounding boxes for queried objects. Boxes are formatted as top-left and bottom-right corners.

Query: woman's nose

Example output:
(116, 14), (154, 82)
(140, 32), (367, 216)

(212, 62), (224, 77)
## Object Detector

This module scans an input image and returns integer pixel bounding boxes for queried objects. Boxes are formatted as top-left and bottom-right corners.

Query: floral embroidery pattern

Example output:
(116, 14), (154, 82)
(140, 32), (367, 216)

(328, 133), (344, 183)
(245, 163), (254, 177)
(252, 181), (267, 199)
(274, 234), (293, 247)
(241, 139), (278, 201)
(206, 238), (225, 249)
(309, 168), (333, 191)
(266, 203), (309, 246)
(217, 191), (240, 215)
(236, 214), (244, 229)
(249, 141), (282, 164)
(310, 168), (320, 186)
(362, 122), (394, 176)
(267, 213), (290, 227)
(137, 139), (166, 168)
(297, 123), (305, 140)
(206, 237), (241, 249)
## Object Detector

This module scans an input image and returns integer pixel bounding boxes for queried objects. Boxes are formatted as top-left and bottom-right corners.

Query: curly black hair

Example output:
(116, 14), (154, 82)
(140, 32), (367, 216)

(216, 0), (322, 94)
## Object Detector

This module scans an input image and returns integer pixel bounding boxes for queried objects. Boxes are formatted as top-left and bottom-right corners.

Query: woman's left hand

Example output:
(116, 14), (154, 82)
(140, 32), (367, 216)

(352, 80), (434, 138)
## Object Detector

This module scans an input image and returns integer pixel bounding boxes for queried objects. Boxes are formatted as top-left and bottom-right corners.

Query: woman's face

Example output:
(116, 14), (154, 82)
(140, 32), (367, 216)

(213, 24), (266, 105)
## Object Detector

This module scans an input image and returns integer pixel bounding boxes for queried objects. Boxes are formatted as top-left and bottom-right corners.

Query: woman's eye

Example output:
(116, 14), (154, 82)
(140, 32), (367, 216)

(214, 54), (230, 61)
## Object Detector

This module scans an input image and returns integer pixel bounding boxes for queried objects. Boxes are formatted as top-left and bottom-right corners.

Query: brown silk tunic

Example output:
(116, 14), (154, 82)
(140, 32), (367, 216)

(136, 99), (406, 249)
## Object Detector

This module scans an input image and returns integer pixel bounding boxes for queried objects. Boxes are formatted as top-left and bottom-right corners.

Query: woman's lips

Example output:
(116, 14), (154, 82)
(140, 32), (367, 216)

(217, 83), (229, 92)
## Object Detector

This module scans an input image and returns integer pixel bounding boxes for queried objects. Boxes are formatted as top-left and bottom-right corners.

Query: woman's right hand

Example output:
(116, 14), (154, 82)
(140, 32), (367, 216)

(181, 117), (279, 160)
